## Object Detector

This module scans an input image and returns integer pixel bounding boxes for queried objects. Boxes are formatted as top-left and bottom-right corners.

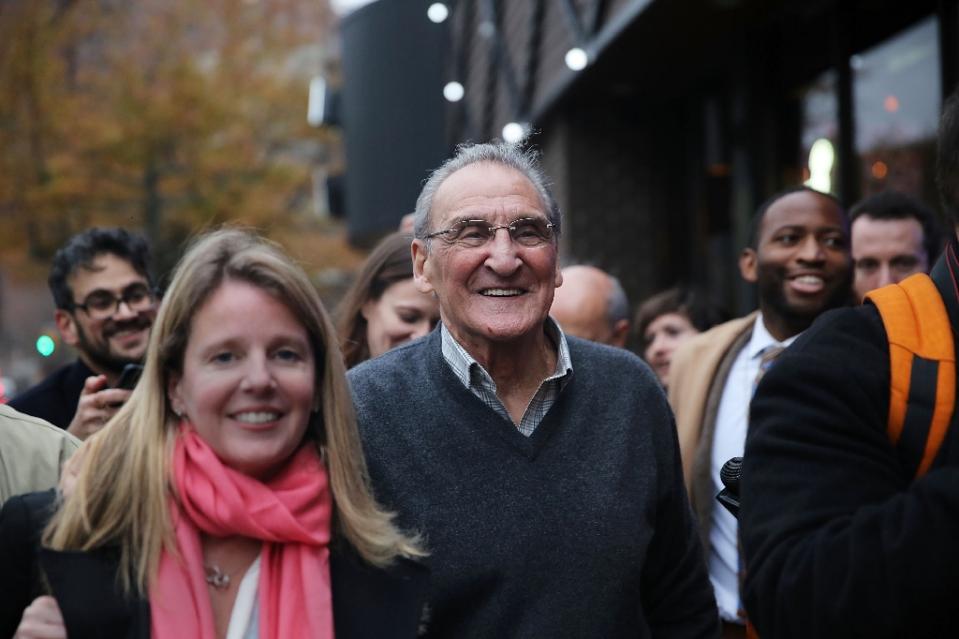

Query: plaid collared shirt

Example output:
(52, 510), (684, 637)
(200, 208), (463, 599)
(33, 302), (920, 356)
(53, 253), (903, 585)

(440, 318), (574, 437)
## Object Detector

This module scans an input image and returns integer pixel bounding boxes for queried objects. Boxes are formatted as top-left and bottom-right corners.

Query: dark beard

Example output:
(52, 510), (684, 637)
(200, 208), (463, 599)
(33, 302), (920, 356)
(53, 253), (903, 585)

(758, 266), (854, 336)
(74, 317), (149, 375)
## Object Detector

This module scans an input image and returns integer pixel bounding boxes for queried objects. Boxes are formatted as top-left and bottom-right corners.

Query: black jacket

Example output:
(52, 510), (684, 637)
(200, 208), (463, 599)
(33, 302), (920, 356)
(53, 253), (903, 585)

(741, 303), (959, 638)
(0, 490), (429, 639)
(8, 359), (94, 430)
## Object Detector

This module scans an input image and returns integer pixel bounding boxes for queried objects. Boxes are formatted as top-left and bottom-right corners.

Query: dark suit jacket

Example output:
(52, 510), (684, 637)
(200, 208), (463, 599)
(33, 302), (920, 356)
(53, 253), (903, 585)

(0, 490), (429, 639)
(8, 359), (94, 430)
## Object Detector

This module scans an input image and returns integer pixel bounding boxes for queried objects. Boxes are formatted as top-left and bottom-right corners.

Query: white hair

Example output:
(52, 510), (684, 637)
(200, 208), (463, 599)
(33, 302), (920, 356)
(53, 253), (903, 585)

(412, 141), (562, 243)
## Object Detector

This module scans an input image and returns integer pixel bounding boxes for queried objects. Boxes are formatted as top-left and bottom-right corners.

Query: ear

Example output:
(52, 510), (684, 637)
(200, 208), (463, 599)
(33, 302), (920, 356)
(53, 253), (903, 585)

(739, 248), (758, 283)
(54, 309), (80, 347)
(167, 372), (184, 418)
(412, 239), (435, 295)
(553, 262), (563, 288)
(360, 298), (375, 322)
(610, 319), (630, 348)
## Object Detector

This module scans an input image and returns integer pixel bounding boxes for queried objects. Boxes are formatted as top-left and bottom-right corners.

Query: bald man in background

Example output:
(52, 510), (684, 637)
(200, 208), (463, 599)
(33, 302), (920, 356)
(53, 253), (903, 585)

(550, 265), (631, 347)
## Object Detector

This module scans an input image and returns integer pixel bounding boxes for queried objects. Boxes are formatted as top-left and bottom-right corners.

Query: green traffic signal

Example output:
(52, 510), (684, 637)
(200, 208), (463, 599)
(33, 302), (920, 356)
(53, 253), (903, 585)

(36, 334), (56, 357)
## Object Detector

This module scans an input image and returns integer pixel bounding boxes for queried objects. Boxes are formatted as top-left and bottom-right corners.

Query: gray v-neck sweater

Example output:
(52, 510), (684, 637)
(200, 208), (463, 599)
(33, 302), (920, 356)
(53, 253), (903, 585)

(349, 329), (718, 638)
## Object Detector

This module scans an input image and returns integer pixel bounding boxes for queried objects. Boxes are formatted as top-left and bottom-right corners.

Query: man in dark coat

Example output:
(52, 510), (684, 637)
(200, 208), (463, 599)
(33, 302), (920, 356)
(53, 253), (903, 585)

(740, 90), (959, 638)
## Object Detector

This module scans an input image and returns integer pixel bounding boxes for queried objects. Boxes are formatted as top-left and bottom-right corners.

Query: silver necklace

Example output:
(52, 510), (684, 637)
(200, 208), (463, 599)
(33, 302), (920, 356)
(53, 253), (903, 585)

(204, 563), (231, 589)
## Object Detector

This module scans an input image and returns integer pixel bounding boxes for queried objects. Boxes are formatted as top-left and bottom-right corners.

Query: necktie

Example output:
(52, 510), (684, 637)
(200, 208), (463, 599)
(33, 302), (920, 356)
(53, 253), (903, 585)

(753, 345), (785, 395)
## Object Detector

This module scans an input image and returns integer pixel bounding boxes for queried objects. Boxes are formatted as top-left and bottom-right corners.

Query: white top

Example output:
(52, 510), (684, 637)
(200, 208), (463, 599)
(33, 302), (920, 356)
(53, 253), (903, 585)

(226, 555), (261, 639)
(708, 314), (797, 622)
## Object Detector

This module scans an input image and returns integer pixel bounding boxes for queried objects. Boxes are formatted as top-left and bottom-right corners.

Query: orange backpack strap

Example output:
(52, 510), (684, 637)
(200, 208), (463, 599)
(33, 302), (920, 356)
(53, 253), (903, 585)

(865, 273), (956, 478)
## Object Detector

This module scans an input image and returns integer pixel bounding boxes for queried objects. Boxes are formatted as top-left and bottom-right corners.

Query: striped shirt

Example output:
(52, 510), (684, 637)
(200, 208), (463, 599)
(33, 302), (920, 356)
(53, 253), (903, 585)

(440, 318), (574, 437)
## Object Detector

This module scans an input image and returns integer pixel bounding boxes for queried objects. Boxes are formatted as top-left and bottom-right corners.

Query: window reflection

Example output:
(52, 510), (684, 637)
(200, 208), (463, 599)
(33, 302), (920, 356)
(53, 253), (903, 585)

(799, 70), (839, 195)
(854, 16), (941, 201)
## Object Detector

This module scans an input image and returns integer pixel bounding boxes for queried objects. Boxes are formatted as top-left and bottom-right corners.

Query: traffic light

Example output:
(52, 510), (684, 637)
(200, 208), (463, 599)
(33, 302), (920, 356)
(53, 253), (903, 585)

(36, 333), (56, 357)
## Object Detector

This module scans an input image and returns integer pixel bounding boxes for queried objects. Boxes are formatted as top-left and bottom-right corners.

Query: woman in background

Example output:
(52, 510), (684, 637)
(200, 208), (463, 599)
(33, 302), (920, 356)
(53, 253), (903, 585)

(2, 229), (426, 639)
(635, 286), (728, 390)
(336, 233), (439, 368)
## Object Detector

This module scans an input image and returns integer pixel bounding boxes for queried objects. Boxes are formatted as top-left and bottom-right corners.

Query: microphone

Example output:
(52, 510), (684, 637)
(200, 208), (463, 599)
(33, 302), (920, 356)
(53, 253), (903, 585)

(716, 456), (743, 518)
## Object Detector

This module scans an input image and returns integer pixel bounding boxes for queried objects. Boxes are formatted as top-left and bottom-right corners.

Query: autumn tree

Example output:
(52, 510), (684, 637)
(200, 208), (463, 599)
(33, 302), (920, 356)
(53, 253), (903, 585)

(0, 0), (347, 277)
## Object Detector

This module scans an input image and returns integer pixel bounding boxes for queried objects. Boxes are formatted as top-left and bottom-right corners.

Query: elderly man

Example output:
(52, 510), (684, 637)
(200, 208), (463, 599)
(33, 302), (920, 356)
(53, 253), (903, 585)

(550, 265), (631, 347)
(349, 142), (718, 638)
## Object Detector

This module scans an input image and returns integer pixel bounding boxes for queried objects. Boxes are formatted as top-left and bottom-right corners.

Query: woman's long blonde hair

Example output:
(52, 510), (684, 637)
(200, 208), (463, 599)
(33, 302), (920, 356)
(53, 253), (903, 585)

(45, 228), (422, 594)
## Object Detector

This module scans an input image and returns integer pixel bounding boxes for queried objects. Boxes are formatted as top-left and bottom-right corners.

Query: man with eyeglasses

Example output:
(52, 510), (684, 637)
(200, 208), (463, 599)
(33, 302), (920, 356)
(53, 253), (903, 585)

(10, 228), (157, 439)
(348, 142), (719, 638)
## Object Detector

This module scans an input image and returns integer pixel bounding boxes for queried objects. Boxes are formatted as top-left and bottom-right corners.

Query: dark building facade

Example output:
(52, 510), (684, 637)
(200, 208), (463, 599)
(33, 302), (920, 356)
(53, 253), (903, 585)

(445, 0), (957, 313)
(339, 0), (451, 246)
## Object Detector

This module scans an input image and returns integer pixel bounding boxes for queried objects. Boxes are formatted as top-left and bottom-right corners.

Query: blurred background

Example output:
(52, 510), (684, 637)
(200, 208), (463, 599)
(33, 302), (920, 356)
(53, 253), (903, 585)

(0, 0), (952, 393)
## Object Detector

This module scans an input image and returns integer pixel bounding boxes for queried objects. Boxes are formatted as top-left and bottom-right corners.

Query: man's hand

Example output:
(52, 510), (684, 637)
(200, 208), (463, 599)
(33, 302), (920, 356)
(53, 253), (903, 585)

(66, 375), (131, 440)
(14, 596), (66, 639)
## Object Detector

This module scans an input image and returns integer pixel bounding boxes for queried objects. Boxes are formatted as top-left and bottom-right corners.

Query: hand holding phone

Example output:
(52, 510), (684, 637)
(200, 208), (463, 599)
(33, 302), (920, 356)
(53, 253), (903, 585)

(67, 375), (130, 440)
(115, 363), (144, 390)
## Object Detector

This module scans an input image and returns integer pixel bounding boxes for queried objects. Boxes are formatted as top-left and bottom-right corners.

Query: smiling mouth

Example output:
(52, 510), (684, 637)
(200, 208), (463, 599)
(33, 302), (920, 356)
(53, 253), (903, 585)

(788, 274), (825, 294)
(112, 326), (145, 337)
(480, 288), (524, 297)
(233, 411), (281, 424)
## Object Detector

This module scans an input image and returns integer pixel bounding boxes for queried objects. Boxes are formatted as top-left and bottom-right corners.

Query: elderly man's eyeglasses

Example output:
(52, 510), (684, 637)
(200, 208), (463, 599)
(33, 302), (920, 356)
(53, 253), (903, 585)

(425, 217), (555, 248)
(71, 283), (156, 319)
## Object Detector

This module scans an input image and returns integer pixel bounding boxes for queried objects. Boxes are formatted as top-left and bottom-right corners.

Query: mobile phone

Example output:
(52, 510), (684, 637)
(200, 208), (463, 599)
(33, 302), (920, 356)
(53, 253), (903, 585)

(115, 363), (144, 390)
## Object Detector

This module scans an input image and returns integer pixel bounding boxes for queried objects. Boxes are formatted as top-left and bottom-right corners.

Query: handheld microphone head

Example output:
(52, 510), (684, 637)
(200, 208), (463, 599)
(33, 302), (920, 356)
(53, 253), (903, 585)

(716, 456), (744, 518)
(720, 456), (743, 494)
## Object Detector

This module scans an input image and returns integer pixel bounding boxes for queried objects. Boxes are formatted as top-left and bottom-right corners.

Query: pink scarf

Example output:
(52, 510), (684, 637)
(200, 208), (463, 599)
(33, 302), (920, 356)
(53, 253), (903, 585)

(151, 424), (334, 639)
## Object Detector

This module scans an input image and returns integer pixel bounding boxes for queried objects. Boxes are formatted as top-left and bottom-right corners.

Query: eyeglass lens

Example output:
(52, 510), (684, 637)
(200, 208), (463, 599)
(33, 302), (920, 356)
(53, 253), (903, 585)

(449, 218), (552, 247)
(81, 283), (154, 316)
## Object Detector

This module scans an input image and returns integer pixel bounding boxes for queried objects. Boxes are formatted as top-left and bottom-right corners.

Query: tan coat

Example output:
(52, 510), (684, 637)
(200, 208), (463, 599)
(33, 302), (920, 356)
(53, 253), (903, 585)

(0, 404), (79, 504)
(668, 312), (757, 492)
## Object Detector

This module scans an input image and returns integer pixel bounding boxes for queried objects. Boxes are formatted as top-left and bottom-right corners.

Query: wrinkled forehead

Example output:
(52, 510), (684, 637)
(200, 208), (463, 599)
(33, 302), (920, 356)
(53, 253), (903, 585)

(432, 162), (547, 227)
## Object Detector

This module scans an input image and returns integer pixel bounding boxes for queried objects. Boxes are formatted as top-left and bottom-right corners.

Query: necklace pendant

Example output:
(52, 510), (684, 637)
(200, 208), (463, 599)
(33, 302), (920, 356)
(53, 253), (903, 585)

(204, 564), (231, 589)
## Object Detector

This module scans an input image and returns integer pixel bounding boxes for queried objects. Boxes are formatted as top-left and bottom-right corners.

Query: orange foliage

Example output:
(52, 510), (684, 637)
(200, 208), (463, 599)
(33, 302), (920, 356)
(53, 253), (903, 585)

(0, 0), (347, 279)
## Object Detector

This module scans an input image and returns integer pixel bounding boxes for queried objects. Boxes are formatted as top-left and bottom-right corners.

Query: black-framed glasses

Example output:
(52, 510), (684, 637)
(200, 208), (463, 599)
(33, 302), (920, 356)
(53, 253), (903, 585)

(71, 283), (156, 319)
(425, 217), (555, 248)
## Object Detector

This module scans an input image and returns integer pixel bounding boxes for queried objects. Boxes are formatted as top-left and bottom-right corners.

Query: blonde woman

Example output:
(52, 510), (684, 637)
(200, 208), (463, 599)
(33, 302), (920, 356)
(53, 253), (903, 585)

(0, 229), (426, 639)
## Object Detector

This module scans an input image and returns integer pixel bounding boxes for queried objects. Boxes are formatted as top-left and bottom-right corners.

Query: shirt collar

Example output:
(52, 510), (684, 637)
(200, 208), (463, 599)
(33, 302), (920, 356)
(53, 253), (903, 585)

(440, 317), (574, 390)
(746, 312), (800, 360)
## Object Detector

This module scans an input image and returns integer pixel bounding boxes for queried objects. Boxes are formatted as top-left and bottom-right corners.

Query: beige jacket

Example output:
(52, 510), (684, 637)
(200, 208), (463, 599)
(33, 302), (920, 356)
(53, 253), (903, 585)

(0, 404), (80, 504)
(668, 312), (757, 492)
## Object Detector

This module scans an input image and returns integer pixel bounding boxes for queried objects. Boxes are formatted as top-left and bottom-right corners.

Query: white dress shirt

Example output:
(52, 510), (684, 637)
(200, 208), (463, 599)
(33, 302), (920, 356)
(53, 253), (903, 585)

(708, 314), (797, 622)
(226, 555), (261, 639)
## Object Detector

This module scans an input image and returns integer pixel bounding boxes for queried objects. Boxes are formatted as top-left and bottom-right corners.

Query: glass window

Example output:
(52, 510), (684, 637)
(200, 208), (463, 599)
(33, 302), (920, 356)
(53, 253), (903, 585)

(800, 70), (840, 195)
(854, 16), (941, 201)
